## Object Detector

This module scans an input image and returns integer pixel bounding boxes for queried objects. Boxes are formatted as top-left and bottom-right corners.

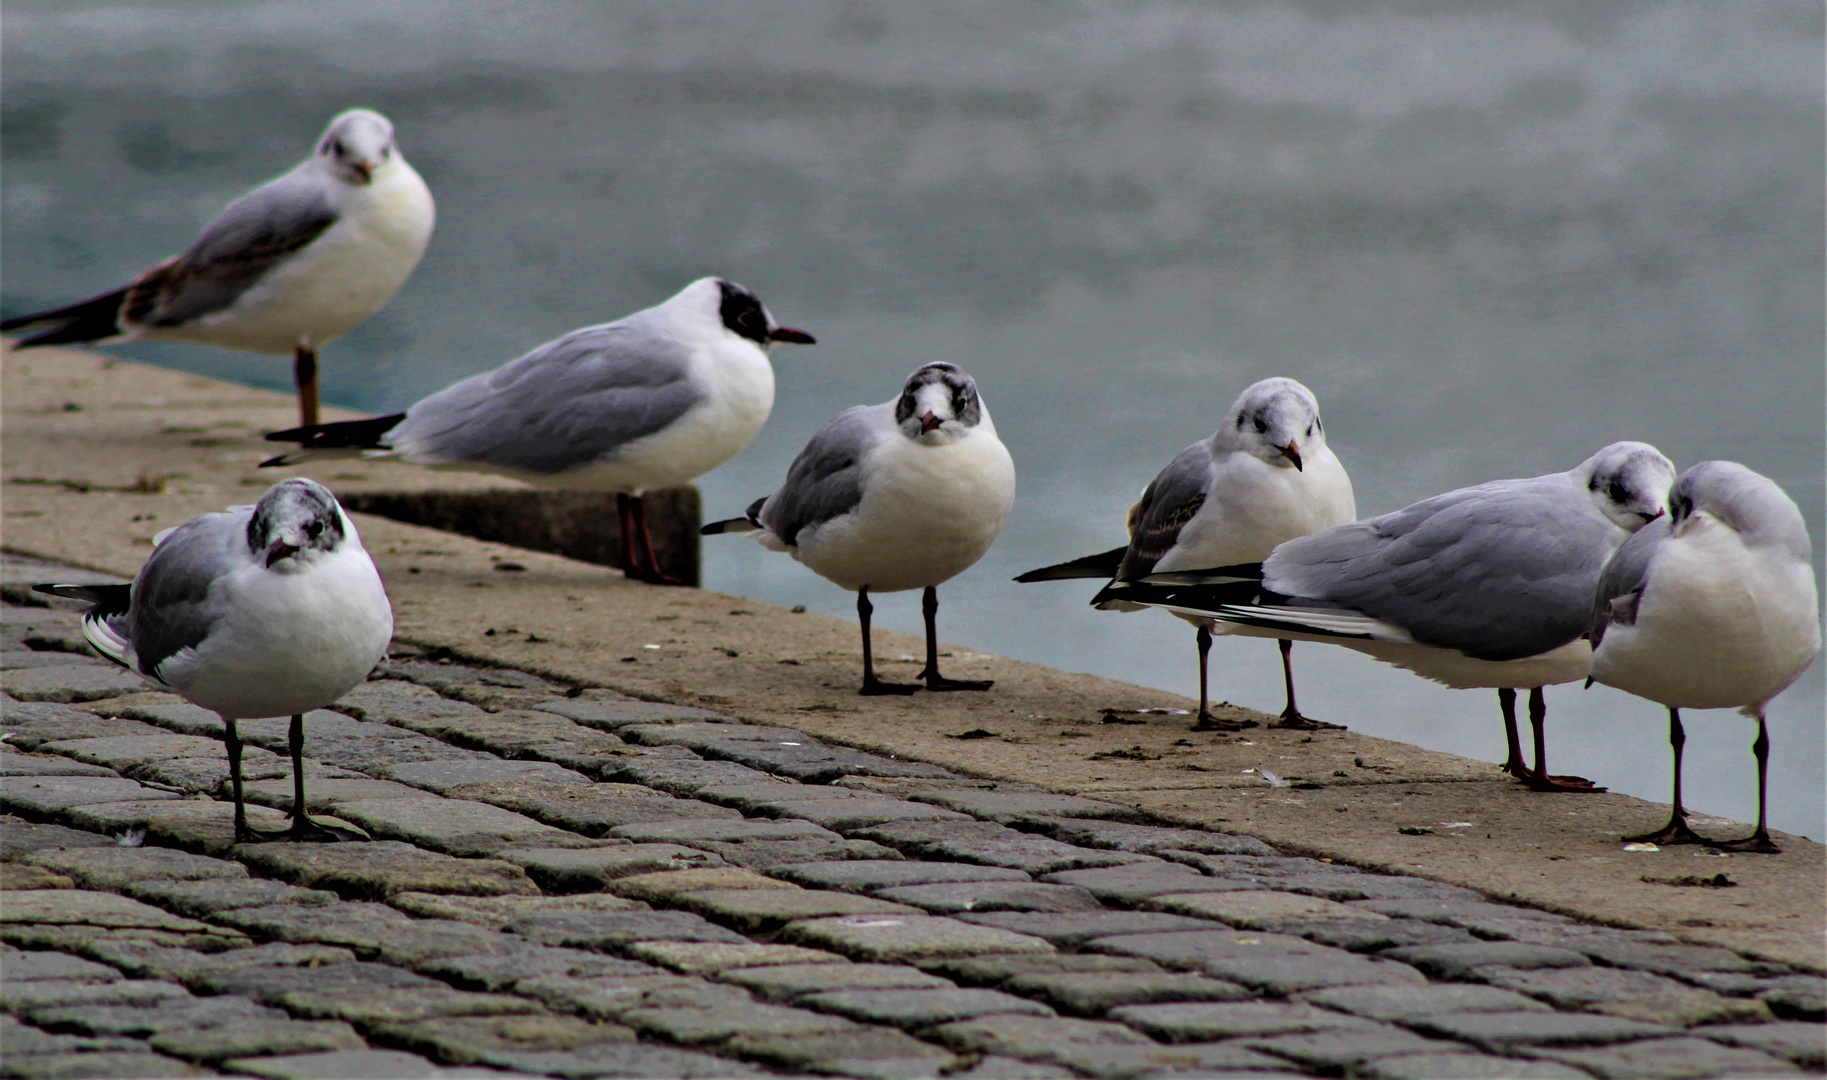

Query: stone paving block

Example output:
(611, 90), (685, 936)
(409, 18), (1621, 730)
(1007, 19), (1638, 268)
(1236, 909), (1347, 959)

(0, 753), (123, 780)
(331, 679), (488, 726)
(1532, 1035), (1800, 1078)
(1150, 889), (1384, 928)
(1047, 1039), (1294, 1078)
(447, 780), (735, 837)
(693, 836), (903, 870)
(608, 817), (838, 845)
(1575, 938), (1763, 978)
(1085, 929), (1329, 969)
(626, 941), (846, 975)
(211, 901), (420, 953)
(484, 1042), (763, 1077)
(1271, 871), (1477, 903)
(0, 664), (148, 702)
(2, 921), (236, 955)
(723, 1025), (956, 1077)
(0, 775), (180, 816)
(241, 776), (427, 813)
(228, 1048), (451, 1079)
(373, 1013), (636, 1064)
(908, 789), (1140, 823)
(1760, 975), (1826, 1021)
(118, 702), (230, 736)
(0, 651), (107, 671)
(497, 844), (725, 893)
(695, 739), (957, 784)
(0, 862), (73, 889)
(2, 702), (167, 751)
(760, 797), (972, 832)
(384, 758), (592, 793)
(39, 734), (267, 776)
(512, 972), (726, 1020)
(957, 910), (1221, 948)
(150, 1019), (367, 1064)
(0, 1013), (143, 1055)
(1037, 861), (1211, 903)
(1404, 1011), (1678, 1052)
(1359, 1052), (1593, 1079)
(383, 659), (561, 697)
(1014, 819), (1279, 857)
(720, 962), (956, 1002)
(1246, 1026), (1459, 1070)
(771, 860), (1030, 894)
(235, 840), (538, 900)
(620, 723), (818, 749)
(1354, 896), (1569, 929)
(124, 943), (357, 989)
(802, 986), (1054, 1029)
(929, 1013), (1154, 1060)
(621, 999), (859, 1045)
(375, 920), (523, 968)
(0, 890), (220, 935)
(1301, 982), (1551, 1021)
(0, 951), (121, 982)
(1269, 916), (1478, 954)
(535, 697), (731, 730)
(606, 866), (799, 903)
(206, 960), (440, 1002)
(280, 983), (540, 1026)
(928, 953), (1163, 987)
(694, 781), (869, 811)
(30, 992), (276, 1036)
(388, 891), (643, 929)
(1005, 970), (1250, 1016)
(419, 946), (659, 992)
(674, 887), (918, 933)
(0, 977), (190, 1018)
(510, 909), (750, 950)
(22, 846), (247, 891)
(2, 1049), (210, 1077)
(1110, 1000), (1378, 1042)
(64, 798), (314, 855)
(856, 820), (1154, 875)
(125, 877), (337, 918)
(255, 723), (491, 775)
(1701, 1022), (1825, 1069)
(783, 914), (1055, 964)
(1383, 941), (1591, 981)
(1202, 950), (1428, 995)
(877, 881), (1102, 915)
(606, 758), (775, 795)
(1481, 965), (1772, 1026)
(325, 796), (586, 857)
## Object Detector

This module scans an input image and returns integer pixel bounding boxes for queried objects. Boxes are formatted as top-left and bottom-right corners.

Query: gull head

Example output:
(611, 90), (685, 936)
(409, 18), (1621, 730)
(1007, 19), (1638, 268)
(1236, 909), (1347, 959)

(1222, 377), (1325, 472)
(247, 478), (349, 571)
(682, 278), (815, 351)
(1669, 460), (1812, 561)
(895, 362), (985, 444)
(317, 109), (399, 186)
(1580, 441), (1675, 531)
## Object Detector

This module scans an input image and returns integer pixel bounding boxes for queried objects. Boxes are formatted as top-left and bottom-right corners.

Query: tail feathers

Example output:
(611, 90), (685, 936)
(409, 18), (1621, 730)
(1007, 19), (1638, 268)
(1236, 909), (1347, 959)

(262, 412), (406, 467)
(1014, 545), (1128, 583)
(33, 583), (135, 670)
(3, 287), (131, 348)
(702, 496), (769, 537)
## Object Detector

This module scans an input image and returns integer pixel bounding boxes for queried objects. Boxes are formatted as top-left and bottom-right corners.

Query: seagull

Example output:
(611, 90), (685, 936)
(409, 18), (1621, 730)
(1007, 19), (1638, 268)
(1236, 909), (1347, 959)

(1015, 378), (1356, 731)
(35, 478), (393, 843)
(1590, 461), (1820, 853)
(260, 277), (816, 584)
(704, 362), (1016, 694)
(2, 108), (434, 428)
(1103, 441), (1676, 791)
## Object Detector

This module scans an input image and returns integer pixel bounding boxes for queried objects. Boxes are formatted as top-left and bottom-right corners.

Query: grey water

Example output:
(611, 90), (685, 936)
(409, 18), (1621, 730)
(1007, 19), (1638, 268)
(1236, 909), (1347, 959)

(4, 1), (1822, 840)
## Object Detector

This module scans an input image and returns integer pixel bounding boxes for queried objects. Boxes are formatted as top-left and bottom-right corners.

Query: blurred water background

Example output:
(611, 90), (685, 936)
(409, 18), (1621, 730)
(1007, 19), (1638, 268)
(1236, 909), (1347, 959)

(4, 1), (1821, 838)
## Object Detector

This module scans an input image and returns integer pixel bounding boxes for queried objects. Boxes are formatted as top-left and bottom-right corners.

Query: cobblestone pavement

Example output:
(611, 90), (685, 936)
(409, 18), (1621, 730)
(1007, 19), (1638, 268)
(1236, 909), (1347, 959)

(2, 561), (1822, 1079)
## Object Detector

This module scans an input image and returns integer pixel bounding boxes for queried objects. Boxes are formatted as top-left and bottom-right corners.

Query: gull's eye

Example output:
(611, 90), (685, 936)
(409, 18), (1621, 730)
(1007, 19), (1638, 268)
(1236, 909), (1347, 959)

(304, 520), (325, 540)
(1606, 479), (1627, 505)
(1306, 424), (1314, 437)
(1253, 417), (1268, 434)
(331, 139), (347, 159)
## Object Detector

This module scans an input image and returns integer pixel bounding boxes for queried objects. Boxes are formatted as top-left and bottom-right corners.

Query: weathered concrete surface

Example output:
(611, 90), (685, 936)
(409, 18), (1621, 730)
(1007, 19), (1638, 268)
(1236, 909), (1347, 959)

(4, 348), (1823, 970)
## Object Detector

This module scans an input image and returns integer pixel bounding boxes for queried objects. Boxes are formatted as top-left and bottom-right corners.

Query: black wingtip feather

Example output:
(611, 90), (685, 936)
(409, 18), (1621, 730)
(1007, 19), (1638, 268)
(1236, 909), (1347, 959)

(265, 413), (406, 450)
(1014, 545), (1129, 583)
(3, 287), (131, 347)
(34, 582), (132, 618)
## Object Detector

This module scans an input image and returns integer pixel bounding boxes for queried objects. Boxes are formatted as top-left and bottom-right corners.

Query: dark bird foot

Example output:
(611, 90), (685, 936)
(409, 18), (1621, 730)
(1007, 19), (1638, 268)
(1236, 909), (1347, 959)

(924, 675), (994, 692)
(239, 818), (368, 844)
(1711, 832), (1781, 854)
(625, 568), (688, 586)
(1268, 710), (1344, 731)
(1523, 772), (1608, 793)
(1623, 817), (1708, 845)
(860, 677), (921, 696)
(1191, 715), (1258, 733)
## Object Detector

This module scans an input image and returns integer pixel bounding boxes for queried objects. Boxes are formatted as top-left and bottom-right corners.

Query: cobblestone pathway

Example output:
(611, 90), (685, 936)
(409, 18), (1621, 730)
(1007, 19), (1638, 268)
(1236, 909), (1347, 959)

(2, 558), (1822, 1079)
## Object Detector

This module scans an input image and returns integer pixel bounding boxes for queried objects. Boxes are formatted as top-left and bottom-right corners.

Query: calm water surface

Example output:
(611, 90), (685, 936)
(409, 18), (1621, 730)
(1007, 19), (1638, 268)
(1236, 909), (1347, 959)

(5, 1), (1822, 837)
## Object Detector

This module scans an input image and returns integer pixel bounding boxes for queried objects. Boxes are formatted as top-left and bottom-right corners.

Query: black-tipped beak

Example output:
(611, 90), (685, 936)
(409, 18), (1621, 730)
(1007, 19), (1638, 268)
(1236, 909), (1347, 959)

(350, 160), (375, 184)
(1640, 508), (1666, 524)
(266, 541), (300, 568)
(769, 326), (816, 345)
(1279, 441), (1303, 471)
(919, 411), (944, 435)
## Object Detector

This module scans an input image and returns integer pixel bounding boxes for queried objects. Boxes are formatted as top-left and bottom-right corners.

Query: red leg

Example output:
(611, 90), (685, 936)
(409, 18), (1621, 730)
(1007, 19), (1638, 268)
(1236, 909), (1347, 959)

(1524, 686), (1603, 792)
(294, 345), (319, 428)
(631, 495), (684, 586)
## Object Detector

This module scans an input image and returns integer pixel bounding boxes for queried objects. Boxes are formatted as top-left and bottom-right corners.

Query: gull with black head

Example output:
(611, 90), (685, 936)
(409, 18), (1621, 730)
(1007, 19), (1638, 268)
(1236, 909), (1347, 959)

(3, 108), (434, 427)
(706, 362), (1016, 694)
(36, 478), (392, 843)
(263, 277), (815, 583)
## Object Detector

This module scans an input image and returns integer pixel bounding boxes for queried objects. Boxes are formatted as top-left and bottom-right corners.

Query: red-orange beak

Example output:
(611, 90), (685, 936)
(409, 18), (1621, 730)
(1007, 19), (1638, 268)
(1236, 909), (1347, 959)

(1279, 441), (1303, 471)
(769, 327), (816, 344)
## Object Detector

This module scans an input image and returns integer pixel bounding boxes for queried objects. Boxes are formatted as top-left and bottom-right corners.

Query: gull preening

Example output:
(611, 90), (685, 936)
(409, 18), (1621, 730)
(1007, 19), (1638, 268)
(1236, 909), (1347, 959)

(1104, 441), (1675, 791)
(2, 109), (434, 428)
(705, 362), (1015, 694)
(262, 277), (815, 584)
(1016, 378), (1355, 731)
(1590, 461), (1820, 852)
(36, 478), (392, 843)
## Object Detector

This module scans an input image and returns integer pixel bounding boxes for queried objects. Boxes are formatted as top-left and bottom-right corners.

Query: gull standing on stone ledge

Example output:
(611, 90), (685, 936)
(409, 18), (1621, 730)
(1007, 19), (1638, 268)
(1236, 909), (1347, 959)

(262, 278), (816, 584)
(36, 478), (393, 844)
(1017, 378), (1356, 732)
(1, 109), (434, 428)
(1590, 461), (1820, 853)
(705, 362), (1016, 694)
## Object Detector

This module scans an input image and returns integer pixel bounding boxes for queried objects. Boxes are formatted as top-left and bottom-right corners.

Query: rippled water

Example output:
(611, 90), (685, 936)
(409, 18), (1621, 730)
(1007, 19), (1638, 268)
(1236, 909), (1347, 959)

(5, 1), (1822, 838)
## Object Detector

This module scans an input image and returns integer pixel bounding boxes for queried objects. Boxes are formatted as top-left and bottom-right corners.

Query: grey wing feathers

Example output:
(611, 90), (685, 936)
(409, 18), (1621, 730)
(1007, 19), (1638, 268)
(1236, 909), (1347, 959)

(1590, 517), (1668, 647)
(1118, 443), (1213, 580)
(389, 324), (702, 475)
(31, 584), (134, 669)
(1264, 477), (1615, 662)
(125, 170), (338, 328)
(758, 406), (880, 546)
(129, 511), (246, 680)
